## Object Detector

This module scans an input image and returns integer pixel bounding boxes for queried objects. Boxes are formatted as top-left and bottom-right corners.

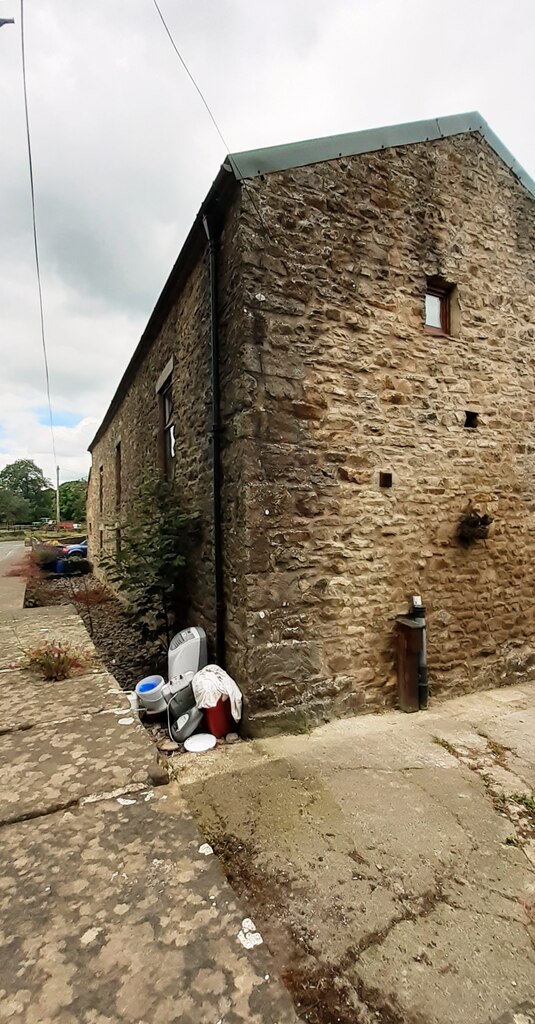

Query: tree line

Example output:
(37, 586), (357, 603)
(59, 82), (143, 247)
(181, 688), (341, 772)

(0, 459), (87, 524)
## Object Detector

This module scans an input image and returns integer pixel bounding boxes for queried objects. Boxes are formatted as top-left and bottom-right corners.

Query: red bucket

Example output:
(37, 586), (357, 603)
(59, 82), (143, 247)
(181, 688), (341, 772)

(204, 697), (234, 738)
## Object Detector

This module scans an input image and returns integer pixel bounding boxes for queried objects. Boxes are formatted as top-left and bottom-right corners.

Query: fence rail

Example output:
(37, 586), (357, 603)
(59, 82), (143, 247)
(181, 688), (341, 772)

(0, 524), (34, 530)
(0, 524), (86, 532)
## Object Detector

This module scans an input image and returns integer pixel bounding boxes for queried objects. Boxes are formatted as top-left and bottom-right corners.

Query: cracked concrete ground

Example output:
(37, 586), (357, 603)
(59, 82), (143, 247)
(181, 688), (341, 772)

(0, 603), (298, 1024)
(178, 684), (535, 1024)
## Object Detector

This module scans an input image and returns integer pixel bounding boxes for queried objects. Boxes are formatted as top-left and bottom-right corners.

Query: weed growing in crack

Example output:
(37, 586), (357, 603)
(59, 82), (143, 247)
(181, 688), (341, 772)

(25, 640), (90, 681)
(511, 793), (535, 814)
(504, 834), (520, 847)
(485, 738), (510, 767)
(166, 760), (183, 784)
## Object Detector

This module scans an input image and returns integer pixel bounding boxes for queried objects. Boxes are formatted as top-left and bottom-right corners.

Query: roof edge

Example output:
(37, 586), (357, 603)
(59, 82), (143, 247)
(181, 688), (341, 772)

(229, 111), (535, 199)
(88, 164), (236, 452)
(90, 111), (534, 453)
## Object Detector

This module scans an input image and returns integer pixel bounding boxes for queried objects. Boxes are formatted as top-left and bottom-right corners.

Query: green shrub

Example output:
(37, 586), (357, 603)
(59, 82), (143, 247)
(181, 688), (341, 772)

(102, 477), (195, 647)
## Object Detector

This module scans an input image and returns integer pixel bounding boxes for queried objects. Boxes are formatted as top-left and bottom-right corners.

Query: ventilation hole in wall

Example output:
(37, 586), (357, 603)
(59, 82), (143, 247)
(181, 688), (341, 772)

(379, 471), (393, 489)
(464, 411), (479, 429)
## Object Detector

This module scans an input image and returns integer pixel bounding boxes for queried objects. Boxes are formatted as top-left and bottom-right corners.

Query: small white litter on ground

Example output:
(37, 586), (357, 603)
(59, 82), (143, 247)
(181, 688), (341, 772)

(198, 843), (214, 856)
(80, 927), (101, 946)
(238, 918), (263, 949)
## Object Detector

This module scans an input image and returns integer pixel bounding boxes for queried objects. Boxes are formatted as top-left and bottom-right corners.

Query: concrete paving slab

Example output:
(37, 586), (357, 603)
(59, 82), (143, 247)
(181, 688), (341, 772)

(0, 605), (83, 626)
(0, 606), (95, 670)
(180, 681), (535, 1024)
(492, 1002), (535, 1023)
(0, 789), (298, 1024)
(405, 763), (513, 851)
(0, 710), (153, 825)
(330, 765), (496, 881)
(355, 898), (535, 1024)
(0, 669), (129, 730)
(0, 597), (299, 1024)
(482, 711), (535, 779)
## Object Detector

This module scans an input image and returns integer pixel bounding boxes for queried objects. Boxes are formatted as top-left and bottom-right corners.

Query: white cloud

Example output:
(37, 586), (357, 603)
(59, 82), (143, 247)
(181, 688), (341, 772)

(0, 0), (534, 483)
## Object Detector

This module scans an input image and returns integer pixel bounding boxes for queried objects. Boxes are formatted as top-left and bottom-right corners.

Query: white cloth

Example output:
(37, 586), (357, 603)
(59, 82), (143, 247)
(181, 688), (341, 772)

(192, 664), (242, 722)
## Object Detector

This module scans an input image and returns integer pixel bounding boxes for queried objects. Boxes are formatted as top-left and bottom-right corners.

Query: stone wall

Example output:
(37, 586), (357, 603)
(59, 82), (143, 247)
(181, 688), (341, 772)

(87, 251), (213, 636)
(88, 131), (535, 736)
(234, 132), (535, 733)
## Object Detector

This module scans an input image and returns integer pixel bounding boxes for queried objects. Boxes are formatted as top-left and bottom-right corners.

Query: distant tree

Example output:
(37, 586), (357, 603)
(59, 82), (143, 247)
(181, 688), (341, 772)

(0, 460), (54, 521)
(42, 488), (56, 519)
(59, 479), (87, 522)
(0, 488), (32, 524)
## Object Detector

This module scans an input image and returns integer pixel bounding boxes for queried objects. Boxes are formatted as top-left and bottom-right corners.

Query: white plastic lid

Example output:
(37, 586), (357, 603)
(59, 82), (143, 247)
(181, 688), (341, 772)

(184, 733), (217, 753)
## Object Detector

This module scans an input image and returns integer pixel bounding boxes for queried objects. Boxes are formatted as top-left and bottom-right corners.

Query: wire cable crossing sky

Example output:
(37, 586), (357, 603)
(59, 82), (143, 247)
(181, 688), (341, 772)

(19, 0), (57, 472)
(0, 0), (534, 482)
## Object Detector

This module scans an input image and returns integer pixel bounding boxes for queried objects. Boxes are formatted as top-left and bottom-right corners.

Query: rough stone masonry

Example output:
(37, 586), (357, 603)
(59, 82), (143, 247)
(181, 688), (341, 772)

(88, 116), (535, 735)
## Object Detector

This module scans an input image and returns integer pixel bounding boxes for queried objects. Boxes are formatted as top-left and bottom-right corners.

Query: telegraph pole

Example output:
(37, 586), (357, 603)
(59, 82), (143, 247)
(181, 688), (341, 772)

(4, 5), (59, 530)
(56, 466), (60, 524)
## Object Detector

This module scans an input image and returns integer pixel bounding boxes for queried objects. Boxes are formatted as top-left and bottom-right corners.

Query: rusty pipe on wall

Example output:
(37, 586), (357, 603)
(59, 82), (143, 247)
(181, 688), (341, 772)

(395, 596), (428, 711)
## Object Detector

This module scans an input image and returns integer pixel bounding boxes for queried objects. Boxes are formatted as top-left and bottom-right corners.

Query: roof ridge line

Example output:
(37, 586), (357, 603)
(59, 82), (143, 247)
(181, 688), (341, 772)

(228, 112), (535, 199)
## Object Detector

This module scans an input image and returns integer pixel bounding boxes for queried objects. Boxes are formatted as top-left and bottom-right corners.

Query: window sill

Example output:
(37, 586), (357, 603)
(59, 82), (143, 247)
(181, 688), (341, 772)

(424, 327), (454, 339)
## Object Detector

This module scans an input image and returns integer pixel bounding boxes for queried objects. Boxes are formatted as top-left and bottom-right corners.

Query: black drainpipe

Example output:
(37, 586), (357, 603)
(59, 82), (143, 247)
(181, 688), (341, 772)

(202, 211), (225, 667)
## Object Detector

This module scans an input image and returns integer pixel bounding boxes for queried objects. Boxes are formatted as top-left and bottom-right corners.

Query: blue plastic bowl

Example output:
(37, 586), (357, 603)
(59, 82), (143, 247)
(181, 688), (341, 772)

(137, 676), (162, 693)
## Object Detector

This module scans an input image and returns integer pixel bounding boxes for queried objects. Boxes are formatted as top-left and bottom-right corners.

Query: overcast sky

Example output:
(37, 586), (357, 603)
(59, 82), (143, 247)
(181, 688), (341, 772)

(0, 0), (534, 484)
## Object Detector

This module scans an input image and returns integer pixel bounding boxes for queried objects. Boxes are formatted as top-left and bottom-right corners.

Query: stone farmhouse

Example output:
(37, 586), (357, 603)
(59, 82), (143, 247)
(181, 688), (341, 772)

(88, 112), (535, 735)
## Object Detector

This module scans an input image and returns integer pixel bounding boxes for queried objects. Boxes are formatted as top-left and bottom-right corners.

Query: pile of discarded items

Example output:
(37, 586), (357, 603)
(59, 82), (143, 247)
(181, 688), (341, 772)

(134, 626), (242, 752)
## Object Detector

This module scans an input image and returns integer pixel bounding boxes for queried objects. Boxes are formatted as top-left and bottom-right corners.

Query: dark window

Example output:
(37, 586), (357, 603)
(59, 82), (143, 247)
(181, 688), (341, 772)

(115, 527), (122, 557)
(115, 442), (122, 510)
(425, 278), (452, 335)
(99, 466), (103, 514)
(159, 378), (175, 480)
(379, 471), (393, 488)
(99, 527), (103, 553)
(464, 411), (479, 429)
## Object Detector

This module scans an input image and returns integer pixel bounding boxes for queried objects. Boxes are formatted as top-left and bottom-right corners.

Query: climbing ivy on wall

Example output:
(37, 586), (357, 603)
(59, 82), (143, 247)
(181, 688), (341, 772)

(102, 477), (195, 647)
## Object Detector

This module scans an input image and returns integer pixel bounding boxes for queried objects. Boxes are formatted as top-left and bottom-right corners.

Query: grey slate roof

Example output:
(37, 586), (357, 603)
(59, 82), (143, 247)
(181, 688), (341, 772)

(227, 111), (535, 199)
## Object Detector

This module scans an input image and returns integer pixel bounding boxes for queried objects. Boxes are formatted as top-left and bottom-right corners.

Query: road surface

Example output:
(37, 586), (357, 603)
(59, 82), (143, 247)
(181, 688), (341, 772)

(0, 540), (24, 570)
(0, 541), (25, 609)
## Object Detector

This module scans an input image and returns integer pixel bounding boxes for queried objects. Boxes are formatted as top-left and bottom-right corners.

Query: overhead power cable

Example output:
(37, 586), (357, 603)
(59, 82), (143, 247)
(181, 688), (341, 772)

(19, 0), (58, 470)
(150, 0), (266, 229)
(152, 0), (231, 156)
